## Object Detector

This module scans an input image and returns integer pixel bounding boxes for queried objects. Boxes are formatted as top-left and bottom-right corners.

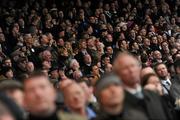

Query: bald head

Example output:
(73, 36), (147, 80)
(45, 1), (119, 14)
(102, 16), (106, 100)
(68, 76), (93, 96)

(113, 52), (141, 88)
(141, 67), (155, 78)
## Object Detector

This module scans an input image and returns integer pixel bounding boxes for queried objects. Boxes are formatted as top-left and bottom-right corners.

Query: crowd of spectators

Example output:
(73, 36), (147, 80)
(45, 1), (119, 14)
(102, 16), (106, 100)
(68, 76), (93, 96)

(0, 0), (180, 120)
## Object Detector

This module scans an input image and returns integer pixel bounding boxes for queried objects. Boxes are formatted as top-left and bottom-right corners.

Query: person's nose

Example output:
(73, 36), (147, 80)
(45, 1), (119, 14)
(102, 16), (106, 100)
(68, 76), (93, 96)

(109, 86), (117, 94)
(34, 88), (44, 98)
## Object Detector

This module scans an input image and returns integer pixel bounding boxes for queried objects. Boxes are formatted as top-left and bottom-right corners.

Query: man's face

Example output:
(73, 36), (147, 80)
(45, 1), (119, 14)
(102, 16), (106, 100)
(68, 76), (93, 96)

(72, 60), (80, 70)
(115, 55), (141, 87)
(136, 36), (142, 43)
(43, 51), (52, 61)
(162, 42), (169, 50)
(152, 37), (158, 44)
(143, 38), (150, 46)
(89, 17), (95, 24)
(133, 42), (139, 50)
(64, 83), (86, 110)
(57, 38), (64, 46)
(140, 29), (146, 36)
(130, 30), (136, 38)
(4, 59), (12, 67)
(106, 34), (113, 42)
(18, 60), (27, 70)
(81, 41), (87, 49)
(84, 55), (92, 64)
(42, 61), (51, 70)
(24, 76), (56, 115)
(154, 51), (162, 59)
(104, 57), (110, 65)
(100, 84), (124, 115)
(87, 39), (94, 48)
(25, 34), (33, 46)
(41, 35), (49, 44)
(50, 70), (59, 79)
(156, 64), (169, 79)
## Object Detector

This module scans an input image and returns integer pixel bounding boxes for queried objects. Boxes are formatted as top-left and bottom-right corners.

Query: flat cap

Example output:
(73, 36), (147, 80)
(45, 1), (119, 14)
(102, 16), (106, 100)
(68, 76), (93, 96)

(95, 73), (122, 98)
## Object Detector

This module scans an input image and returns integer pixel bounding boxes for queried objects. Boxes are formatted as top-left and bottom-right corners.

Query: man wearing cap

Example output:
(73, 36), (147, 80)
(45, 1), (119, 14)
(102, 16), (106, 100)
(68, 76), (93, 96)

(113, 52), (168, 120)
(94, 73), (148, 120)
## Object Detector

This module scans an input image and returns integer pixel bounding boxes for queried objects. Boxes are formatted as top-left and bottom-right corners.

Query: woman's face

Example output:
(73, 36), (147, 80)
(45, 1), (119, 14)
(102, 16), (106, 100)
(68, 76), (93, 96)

(92, 65), (99, 75)
(147, 76), (161, 86)
(5, 70), (13, 79)
(146, 75), (163, 95)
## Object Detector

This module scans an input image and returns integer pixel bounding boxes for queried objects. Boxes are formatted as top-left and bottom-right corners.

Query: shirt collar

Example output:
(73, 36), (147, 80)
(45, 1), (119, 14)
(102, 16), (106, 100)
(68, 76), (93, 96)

(124, 84), (142, 94)
(161, 79), (171, 85)
(86, 107), (96, 120)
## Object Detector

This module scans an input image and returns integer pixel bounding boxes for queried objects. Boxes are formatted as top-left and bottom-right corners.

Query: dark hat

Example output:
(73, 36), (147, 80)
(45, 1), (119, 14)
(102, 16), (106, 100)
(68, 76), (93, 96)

(95, 73), (122, 98)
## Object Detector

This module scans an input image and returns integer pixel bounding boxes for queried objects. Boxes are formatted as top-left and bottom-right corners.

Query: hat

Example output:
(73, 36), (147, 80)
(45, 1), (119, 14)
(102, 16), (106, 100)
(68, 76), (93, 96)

(95, 73), (122, 98)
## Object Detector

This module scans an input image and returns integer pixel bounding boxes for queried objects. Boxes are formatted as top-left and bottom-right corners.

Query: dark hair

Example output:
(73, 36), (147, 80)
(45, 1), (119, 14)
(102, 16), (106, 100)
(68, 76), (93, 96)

(0, 67), (12, 76)
(101, 54), (109, 61)
(76, 77), (91, 87)
(2, 57), (11, 64)
(154, 62), (166, 72)
(141, 73), (158, 86)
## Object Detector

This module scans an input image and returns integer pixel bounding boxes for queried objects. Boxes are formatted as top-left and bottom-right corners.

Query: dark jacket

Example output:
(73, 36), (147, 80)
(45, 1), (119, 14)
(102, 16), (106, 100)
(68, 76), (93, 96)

(75, 51), (87, 66)
(170, 75), (180, 100)
(28, 112), (58, 120)
(124, 90), (168, 120)
(94, 109), (148, 120)
(0, 92), (26, 120)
